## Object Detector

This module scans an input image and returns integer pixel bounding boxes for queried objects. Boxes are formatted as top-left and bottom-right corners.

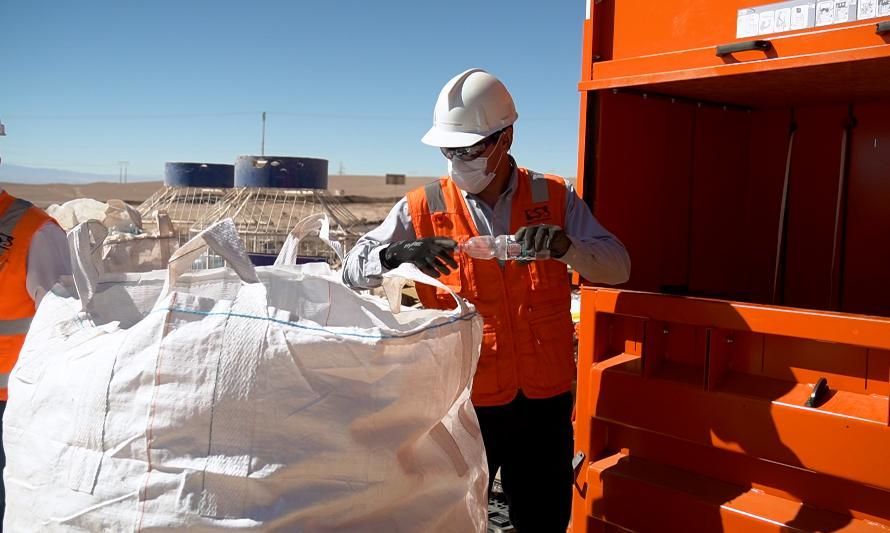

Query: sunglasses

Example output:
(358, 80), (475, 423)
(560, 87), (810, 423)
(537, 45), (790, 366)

(440, 130), (502, 161)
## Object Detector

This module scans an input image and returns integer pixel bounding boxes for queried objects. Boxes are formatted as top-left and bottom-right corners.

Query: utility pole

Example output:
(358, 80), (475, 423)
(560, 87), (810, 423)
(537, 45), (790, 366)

(0, 119), (6, 168)
(261, 111), (267, 157)
(118, 161), (129, 184)
(338, 161), (344, 176)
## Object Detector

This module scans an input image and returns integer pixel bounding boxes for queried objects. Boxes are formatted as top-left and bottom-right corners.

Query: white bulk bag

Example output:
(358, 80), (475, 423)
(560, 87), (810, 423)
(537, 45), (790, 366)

(4, 215), (487, 532)
(72, 211), (178, 275)
(97, 211), (178, 273)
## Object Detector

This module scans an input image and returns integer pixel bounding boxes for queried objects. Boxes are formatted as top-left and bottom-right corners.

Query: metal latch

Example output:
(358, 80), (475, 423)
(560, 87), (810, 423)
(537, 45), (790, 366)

(572, 451), (586, 483)
(805, 377), (830, 408)
(716, 39), (773, 57)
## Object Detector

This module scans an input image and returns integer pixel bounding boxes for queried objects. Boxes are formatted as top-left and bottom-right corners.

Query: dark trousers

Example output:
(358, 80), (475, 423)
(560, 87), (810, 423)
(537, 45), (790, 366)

(475, 392), (574, 533)
(1, 400), (5, 528)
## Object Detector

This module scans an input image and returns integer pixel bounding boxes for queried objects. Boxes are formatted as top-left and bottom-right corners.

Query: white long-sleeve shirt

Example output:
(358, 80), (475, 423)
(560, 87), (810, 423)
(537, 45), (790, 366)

(1, 190), (71, 306)
(342, 167), (630, 290)
(26, 223), (70, 306)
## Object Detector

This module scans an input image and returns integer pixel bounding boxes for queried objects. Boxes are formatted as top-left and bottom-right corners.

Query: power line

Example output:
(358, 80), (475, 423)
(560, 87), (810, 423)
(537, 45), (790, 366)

(3, 111), (258, 120)
(2, 111), (425, 121)
(3, 111), (572, 122)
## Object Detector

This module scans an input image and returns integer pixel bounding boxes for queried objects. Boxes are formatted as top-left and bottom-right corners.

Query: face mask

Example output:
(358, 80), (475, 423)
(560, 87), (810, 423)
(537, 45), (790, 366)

(447, 142), (506, 194)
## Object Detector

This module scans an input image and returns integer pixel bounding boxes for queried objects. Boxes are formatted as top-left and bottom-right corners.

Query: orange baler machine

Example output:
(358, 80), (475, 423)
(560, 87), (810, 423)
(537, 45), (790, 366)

(572, 1), (890, 531)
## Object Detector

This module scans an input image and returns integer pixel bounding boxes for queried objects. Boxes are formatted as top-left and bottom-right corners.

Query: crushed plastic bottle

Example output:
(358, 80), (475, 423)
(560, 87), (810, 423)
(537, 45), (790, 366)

(459, 235), (550, 261)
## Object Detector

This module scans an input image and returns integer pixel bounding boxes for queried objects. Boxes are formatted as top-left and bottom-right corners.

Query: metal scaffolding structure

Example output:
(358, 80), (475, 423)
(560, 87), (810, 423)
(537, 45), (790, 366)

(191, 187), (361, 263)
(136, 186), (230, 244)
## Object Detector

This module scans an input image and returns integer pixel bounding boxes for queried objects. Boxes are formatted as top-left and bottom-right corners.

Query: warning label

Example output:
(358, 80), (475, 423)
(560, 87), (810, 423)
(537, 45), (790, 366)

(737, 1), (816, 37)
(816, 0), (836, 26)
(859, 0), (878, 18)
(736, 0), (866, 38)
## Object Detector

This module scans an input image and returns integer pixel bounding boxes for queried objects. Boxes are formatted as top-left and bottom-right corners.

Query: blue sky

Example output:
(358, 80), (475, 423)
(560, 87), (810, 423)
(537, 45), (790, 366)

(1, 1), (585, 180)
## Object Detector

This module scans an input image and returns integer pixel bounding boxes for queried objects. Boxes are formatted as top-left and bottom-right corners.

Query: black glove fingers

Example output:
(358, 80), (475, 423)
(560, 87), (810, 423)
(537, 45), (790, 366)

(418, 257), (442, 278)
(432, 237), (458, 250)
(385, 237), (462, 274)
(425, 255), (447, 276)
(437, 247), (459, 269)
(534, 226), (551, 252)
(521, 226), (537, 251)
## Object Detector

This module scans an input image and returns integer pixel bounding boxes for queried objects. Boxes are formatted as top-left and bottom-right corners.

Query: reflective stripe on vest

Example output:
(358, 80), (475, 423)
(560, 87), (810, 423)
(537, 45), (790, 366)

(0, 198), (33, 262)
(0, 317), (32, 335)
(0, 372), (8, 389)
(424, 182), (447, 213)
(530, 172), (550, 203)
(0, 198), (33, 237)
(426, 174), (548, 210)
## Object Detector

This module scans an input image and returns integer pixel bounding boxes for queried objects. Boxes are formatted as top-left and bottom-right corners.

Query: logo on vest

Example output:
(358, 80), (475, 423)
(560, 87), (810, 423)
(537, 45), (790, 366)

(524, 206), (551, 223)
(0, 233), (13, 269)
(0, 233), (13, 253)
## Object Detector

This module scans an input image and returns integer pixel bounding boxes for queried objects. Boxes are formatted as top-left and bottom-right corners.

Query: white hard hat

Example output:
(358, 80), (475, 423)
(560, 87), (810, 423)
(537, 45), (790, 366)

(421, 68), (518, 148)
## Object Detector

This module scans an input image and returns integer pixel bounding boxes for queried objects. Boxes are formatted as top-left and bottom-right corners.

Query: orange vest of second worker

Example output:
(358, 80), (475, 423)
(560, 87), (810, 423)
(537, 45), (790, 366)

(406, 168), (576, 407)
(0, 191), (58, 401)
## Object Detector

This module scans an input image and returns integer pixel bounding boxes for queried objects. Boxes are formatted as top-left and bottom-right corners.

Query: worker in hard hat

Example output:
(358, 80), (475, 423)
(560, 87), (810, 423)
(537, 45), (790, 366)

(343, 68), (630, 530)
(0, 155), (71, 520)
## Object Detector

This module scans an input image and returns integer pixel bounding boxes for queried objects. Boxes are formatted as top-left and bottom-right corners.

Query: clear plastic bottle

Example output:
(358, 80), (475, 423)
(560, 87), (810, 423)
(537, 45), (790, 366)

(459, 235), (550, 261)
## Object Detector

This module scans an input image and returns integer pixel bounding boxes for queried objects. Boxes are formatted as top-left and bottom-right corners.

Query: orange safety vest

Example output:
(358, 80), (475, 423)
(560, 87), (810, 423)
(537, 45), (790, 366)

(0, 191), (57, 401)
(406, 168), (576, 407)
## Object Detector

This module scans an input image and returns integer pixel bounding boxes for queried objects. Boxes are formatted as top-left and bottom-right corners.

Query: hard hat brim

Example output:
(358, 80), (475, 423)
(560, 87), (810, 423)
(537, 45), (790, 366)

(421, 127), (488, 149)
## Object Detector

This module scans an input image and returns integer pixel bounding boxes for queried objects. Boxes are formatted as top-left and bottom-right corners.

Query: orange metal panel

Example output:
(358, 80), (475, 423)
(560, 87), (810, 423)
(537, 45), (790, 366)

(581, 95), (890, 314)
(575, 91), (591, 209)
(593, 0), (888, 63)
(600, 422), (890, 524)
(617, 57), (890, 109)
(573, 5), (890, 529)
(573, 289), (601, 533)
(572, 289), (890, 531)
(781, 105), (848, 310)
(741, 110), (793, 302)
(593, 91), (695, 293)
(714, 372), (888, 422)
(591, 289), (890, 351)
(725, 331), (766, 376)
(587, 92), (800, 301)
(866, 349), (890, 397)
(580, 18), (595, 83)
(841, 102), (890, 317)
(688, 106), (752, 298)
(762, 335), (868, 394)
(645, 321), (709, 387)
(601, 0), (749, 60)
(586, 452), (886, 532)
(582, 16), (890, 91)
(588, 358), (889, 488)
(586, 0), (615, 66)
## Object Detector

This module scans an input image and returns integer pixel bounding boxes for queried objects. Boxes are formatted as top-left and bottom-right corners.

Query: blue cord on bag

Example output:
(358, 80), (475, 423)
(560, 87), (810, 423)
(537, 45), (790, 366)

(152, 307), (479, 340)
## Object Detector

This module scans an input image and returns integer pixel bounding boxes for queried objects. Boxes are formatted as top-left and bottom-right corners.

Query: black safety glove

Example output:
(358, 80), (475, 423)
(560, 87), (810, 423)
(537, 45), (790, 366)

(381, 237), (458, 278)
(515, 224), (571, 258)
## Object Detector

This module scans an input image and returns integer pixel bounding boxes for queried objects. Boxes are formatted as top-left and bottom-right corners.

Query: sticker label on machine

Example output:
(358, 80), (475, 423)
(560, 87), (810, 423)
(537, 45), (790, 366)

(737, 0), (883, 38)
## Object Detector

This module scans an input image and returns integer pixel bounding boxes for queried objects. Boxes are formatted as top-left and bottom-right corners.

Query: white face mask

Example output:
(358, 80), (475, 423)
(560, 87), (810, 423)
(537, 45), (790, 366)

(447, 143), (505, 194)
